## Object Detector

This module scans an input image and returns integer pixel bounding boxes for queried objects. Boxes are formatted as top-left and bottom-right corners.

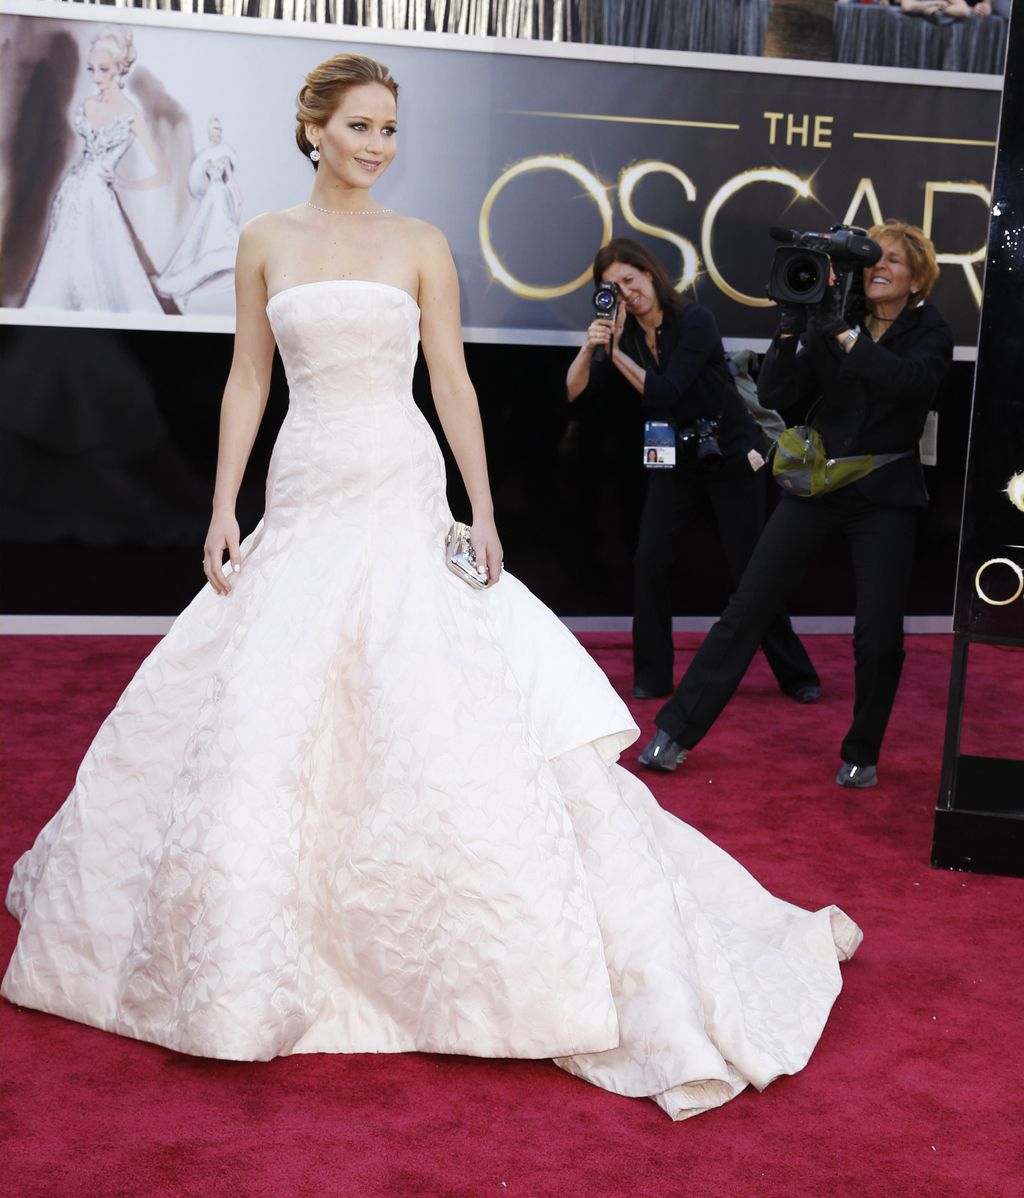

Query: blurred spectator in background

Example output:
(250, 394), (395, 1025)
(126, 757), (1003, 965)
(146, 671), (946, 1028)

(900, 1), (993, 18)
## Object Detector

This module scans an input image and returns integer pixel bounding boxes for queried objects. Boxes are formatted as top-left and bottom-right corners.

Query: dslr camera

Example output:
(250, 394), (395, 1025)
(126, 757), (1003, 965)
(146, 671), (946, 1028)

(677, 416), (722, 465)
(766, 224), (881, 323)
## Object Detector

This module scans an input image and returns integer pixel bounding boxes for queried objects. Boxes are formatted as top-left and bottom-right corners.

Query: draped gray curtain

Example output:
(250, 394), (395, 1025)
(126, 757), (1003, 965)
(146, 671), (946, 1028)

(58, 0), (773, 54)
(833, 4), (1009, 75)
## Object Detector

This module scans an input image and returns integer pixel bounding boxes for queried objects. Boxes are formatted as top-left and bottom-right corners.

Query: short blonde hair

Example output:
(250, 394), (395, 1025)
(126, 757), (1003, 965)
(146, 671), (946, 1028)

(868, 219), (940, 303)
(89, 25), (137, 81)
(295, 54), (399, 166)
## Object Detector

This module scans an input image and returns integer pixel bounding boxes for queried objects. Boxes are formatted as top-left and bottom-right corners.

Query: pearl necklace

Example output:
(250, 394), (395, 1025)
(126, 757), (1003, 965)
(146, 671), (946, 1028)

(306, 201), (394, 216)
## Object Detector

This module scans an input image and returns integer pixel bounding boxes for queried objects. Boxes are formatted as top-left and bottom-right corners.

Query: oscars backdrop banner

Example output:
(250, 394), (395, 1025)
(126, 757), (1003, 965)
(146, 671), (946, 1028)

(0, 1), (1001, 348)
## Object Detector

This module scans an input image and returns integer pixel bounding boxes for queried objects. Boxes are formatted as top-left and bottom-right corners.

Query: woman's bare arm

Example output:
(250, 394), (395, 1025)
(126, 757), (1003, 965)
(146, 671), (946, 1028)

(566, 317), (616, 400)
(203, 218), (277, 594)
(416, 224), (503, 584)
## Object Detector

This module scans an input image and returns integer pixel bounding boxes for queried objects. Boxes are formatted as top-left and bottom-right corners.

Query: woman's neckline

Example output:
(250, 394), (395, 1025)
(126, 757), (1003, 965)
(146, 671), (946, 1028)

(266, 278), (420, 310)
(78, 99), (134, 135)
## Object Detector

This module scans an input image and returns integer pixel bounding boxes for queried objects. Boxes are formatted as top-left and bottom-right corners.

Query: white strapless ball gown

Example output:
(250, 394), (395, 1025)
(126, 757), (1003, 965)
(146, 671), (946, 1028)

(2, 280), (861, 1120)
(24, 102), (163, 314)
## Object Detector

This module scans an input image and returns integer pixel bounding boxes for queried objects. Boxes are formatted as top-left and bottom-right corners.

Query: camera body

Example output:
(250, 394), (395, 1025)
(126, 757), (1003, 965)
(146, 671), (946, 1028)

(591, 281), (619, 363)
(677, 416), (723, 465)
(766, 225), (881, 323)
(592, 280), (619, 319)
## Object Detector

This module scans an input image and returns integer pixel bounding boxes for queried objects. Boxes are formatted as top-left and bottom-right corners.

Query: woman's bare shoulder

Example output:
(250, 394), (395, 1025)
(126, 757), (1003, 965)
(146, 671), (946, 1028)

(393, 215), (448, 246)
(390, 218), (452, 277)
(240, 206), (310, 244)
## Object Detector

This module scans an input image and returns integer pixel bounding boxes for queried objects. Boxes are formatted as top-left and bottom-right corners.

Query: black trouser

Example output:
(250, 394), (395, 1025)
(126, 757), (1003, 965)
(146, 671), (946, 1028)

(632, 458), (818, 696)
(655, 488), (919, 767)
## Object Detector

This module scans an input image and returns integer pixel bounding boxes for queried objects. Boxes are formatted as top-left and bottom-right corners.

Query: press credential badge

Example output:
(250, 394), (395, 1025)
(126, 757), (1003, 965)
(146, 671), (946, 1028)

(644, 421), (676, 469)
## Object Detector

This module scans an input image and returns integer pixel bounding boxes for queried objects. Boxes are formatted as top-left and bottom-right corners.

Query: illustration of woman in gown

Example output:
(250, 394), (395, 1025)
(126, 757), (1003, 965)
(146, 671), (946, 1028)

(155, 117), (242, 308)
(2, 54), (862, 1121)
(23, 25), (169, 313)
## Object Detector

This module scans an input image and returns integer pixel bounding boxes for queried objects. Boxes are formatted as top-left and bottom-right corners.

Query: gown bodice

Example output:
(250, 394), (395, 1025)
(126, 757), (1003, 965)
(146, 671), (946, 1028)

(190, 146), (238, 197)
(262, 280), (444, 528)
(266, 280), (421, 415)
(70, 101), (136, 178)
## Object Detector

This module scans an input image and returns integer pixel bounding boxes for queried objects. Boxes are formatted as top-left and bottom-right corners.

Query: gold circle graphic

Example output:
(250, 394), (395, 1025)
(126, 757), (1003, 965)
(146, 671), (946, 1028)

(479, 155), (614, 300)
(974, 557), (1024, 606)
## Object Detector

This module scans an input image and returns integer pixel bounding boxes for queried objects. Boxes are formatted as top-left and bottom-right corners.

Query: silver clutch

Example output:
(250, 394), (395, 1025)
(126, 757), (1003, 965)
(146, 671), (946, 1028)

(445, 521), (489, 589)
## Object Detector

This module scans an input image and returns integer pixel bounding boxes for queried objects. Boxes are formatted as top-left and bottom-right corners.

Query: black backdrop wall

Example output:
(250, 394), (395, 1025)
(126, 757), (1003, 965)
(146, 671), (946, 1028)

(0, 323), (972, 619)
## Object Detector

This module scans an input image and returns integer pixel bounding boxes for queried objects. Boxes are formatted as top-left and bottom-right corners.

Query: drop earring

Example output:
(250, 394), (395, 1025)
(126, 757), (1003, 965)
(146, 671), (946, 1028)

(309, 146), (321, 163)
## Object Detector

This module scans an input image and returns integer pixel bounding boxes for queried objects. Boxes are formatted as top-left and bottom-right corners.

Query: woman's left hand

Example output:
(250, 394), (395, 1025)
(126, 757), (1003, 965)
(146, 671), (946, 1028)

(471, 514), (504, 586)
(612, 300), (627, 345)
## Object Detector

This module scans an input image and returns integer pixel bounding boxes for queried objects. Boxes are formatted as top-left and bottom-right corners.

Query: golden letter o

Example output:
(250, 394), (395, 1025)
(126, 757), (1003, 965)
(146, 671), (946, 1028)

(974, 557), (1024, 606)
(479, 155), (613, 300)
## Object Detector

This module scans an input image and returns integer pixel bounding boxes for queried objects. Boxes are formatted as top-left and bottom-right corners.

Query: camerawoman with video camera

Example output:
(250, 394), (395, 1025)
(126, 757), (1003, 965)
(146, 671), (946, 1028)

(638, 219), (953, 789)
(565, 237), (819, 705)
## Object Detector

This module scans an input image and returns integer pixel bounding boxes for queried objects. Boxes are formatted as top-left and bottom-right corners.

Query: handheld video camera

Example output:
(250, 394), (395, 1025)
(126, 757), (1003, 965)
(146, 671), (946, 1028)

(766, 224), (881, 325)
(591, 281), (619, 363)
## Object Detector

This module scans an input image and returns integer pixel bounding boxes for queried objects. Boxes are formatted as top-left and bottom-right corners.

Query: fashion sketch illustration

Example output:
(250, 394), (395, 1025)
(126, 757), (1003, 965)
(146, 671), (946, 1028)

(22, 25), (170, 313)
(155, 117), (242, 309)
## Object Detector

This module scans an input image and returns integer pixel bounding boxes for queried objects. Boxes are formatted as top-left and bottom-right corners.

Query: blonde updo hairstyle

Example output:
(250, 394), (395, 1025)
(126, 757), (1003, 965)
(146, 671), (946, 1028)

(89, 25), (137, 86)
(867, 219), (940, 305)
(295, 54), (399, 168)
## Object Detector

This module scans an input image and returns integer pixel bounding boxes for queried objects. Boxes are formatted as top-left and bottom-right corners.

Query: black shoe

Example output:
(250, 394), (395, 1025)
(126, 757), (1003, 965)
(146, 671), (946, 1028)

(638, 730), (687, 772)
(632, 685), (672, 700)
(836, 762), (877, 788)
(790, 685), (821, 704)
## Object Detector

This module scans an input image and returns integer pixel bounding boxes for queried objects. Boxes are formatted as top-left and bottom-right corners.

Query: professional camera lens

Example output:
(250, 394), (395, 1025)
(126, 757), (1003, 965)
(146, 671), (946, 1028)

(592, 282), (619, 316)
(783, 255), (822, 298)
(767, 246), (830, 306)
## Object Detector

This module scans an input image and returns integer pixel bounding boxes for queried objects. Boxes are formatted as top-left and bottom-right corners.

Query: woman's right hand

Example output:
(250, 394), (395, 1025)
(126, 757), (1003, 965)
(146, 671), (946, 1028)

(585, 317), (615, 354)
(776, 302), (807, 338)
(203, 511), (241, 596)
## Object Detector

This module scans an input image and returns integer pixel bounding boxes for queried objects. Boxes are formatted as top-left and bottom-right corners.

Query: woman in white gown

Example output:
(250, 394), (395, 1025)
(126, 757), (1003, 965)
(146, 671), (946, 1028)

(2, 54), (861, 1121)
(154, 118), (242, 308)
(24, 25), (169, 313)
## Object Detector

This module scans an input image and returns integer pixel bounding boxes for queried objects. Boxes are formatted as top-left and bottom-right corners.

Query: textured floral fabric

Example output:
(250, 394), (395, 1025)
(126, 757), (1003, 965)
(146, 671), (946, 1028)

(3, 280), (861, 1118)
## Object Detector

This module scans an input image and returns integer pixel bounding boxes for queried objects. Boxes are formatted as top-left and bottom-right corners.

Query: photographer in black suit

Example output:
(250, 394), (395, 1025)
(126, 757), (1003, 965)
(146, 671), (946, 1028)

(640, 220), (953, 788)
(565, 237), (818, 704)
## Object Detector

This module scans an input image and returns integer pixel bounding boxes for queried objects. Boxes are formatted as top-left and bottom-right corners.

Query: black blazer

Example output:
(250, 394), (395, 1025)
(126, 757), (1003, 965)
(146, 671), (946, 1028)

(582, 302), (759, 465)
(758, 303), (953, 508)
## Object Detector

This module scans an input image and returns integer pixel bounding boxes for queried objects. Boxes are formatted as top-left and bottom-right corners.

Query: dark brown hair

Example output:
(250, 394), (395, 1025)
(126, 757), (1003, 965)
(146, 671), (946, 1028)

(592, 237), (685, 316)
(295, 54), (399, 166)
(867, 219), (940, 304)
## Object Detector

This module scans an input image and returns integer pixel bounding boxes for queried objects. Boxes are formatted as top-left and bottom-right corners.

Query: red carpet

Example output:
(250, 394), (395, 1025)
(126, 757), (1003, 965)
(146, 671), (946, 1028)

(1, 633), (1022, 1198)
